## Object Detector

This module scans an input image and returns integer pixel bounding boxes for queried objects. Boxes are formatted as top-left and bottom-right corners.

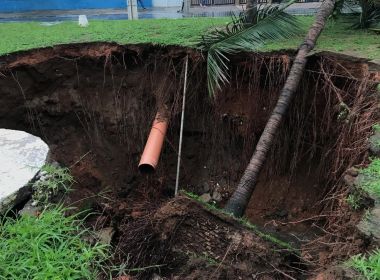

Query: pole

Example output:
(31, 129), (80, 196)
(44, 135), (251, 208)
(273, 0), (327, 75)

(127, 0), (139, 20)
(175, 57), (189, 196)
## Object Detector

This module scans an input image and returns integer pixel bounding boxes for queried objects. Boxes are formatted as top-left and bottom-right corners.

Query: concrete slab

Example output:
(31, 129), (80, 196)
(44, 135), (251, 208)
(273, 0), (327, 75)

(0, 129), (49, 213)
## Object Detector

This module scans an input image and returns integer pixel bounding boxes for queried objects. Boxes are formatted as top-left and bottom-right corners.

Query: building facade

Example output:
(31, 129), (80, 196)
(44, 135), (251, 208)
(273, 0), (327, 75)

(0, 0), (154, 12)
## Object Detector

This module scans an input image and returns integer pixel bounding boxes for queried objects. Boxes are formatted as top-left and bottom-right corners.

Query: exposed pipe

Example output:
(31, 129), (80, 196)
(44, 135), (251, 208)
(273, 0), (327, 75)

(138, 112), (168, 174)
(175, 56), (189, 196)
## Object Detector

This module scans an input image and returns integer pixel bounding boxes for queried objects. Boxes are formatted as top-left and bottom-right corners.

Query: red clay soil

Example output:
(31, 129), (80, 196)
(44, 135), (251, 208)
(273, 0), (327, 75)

(0, 43), (379, 279)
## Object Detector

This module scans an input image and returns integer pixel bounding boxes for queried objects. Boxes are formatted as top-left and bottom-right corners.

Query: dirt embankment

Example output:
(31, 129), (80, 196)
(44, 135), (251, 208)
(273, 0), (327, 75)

(0, 42), (379, 279)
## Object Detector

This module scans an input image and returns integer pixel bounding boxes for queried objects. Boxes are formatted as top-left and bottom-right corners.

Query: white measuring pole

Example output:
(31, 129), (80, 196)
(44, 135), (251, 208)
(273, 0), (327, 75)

(175, 57), (189, 196)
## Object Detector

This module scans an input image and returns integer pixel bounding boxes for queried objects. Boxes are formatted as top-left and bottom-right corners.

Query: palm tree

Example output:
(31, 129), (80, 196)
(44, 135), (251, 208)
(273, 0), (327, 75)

(199, 3), (301, 95)
(224, 0), (336, 217)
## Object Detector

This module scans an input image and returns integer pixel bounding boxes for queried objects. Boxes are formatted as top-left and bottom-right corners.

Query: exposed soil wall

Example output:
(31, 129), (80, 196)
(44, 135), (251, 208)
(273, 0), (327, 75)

(0, 42), (379, 278)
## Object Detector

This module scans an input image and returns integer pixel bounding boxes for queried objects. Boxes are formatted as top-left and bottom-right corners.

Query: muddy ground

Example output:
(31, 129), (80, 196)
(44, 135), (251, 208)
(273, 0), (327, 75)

(0, 43), (379, 279)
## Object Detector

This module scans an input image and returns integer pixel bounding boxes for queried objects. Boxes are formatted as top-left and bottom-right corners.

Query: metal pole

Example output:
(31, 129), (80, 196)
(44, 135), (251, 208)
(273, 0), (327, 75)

(127, 0), (139, 20)
(175, 56), (189, 196)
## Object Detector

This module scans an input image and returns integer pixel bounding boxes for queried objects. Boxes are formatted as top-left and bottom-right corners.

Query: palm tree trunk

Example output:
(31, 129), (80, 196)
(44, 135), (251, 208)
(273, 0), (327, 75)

(224, 0), (336, 217)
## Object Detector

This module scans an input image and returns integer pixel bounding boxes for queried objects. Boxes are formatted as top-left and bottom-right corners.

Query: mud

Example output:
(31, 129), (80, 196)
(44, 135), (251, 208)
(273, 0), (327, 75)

(0, 42), (379, 279)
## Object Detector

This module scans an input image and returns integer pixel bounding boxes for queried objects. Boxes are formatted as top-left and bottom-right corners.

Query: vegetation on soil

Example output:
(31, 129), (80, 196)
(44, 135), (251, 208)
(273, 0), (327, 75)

(359, 158), (380, 197)
(346, 193), (362, 210)
(0, 17), (378, 59)
(0, 206), (110, 280)
(349, 249), (380, 280)
(32, 164), (74, 206)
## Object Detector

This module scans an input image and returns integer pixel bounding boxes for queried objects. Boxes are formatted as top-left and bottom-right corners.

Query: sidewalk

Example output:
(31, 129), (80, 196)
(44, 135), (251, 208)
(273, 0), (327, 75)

(0, 8), (181, 22)
(0, 3), (321, 23)
(189, 2), (321, 16)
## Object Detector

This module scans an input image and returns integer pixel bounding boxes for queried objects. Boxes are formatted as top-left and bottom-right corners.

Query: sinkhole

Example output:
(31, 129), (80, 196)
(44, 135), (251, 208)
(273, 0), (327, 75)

(0, 42), (379, 279)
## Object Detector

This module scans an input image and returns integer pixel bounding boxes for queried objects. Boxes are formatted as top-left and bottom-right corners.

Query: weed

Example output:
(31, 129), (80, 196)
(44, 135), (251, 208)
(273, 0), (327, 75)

(0, 206), (110, 279)
(349, 249), (380, 280)
(32, 164), (74, 206)
(373, 124), (380, 133)
(346, 193), (361, 210)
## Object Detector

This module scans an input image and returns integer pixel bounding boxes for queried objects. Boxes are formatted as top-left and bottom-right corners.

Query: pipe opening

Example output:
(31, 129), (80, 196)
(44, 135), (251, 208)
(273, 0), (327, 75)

(138, 163), (155, 174)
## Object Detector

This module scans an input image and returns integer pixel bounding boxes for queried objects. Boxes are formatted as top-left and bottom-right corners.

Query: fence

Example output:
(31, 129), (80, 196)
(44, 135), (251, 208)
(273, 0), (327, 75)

(191, 0), (235, 5)
(191, 0), (319, 5)
(238, 0), (268, 4)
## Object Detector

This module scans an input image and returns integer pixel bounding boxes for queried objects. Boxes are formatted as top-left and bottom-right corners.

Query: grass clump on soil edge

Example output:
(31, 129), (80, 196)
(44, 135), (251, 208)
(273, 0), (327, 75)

(182, 190), (295, 252)
(348, 157), (380, 279)
(32, 164), (74, 206)
(349, 249), (380, 280)
(359, 158), (380, 198)
(0, 206), (110, 279)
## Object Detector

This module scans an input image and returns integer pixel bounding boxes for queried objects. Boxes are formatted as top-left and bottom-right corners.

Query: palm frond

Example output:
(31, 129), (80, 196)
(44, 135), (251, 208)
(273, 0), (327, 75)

(198, 4), (301, 96)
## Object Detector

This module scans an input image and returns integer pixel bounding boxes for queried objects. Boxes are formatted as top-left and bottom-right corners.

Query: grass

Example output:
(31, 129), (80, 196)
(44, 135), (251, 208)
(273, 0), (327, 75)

(0, 206), (110, 280)
(349, 249), (380, 280)
(0, 18), (227, 55)
(359, 158), (380, 198)
(265, 16), (380, 59)
(0, 16), (379, 59)
(346, 193), (361, 210)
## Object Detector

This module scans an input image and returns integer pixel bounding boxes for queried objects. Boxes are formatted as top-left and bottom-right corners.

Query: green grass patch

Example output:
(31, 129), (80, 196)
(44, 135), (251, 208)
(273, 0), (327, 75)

(0, 18), (228, 55)
(0, 206), (109, 279)
(346, 193), (362, 210)
(373, 124), (380, 133)
(0, 16), (378, 59)
(349, 249), (380, 280)
(359, 158), (380, 198)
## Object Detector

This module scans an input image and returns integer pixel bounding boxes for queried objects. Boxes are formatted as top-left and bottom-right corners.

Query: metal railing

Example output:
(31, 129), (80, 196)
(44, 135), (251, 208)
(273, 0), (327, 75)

(239, 0), (319, 3)
(191, 0), (235, 5)
(192, 0), (319, 6)
(239, 0), (268, 4)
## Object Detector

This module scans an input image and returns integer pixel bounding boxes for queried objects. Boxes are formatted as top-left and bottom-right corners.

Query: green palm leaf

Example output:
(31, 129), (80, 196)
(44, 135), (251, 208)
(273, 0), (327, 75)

(198, 4), (301, 96)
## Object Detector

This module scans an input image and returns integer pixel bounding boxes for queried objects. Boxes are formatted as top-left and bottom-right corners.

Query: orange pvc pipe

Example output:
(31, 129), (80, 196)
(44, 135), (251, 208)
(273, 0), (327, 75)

(138, 113), (168, 174)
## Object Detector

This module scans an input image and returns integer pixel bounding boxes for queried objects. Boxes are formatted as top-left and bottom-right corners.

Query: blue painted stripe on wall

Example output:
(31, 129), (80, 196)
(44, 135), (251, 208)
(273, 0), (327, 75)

(0, 0), (152, 12)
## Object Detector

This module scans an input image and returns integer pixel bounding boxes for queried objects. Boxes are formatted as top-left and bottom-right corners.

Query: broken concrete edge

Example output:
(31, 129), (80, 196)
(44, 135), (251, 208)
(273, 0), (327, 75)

(0, 161), (67, 217)
(0, 168), (49, 216)
(180, 190), (298, 253)
(0, 183), (32, 215)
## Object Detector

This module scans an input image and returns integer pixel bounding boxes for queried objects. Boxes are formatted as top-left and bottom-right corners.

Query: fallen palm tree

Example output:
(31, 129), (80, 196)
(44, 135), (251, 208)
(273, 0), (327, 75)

(224, 0), (337, 217)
